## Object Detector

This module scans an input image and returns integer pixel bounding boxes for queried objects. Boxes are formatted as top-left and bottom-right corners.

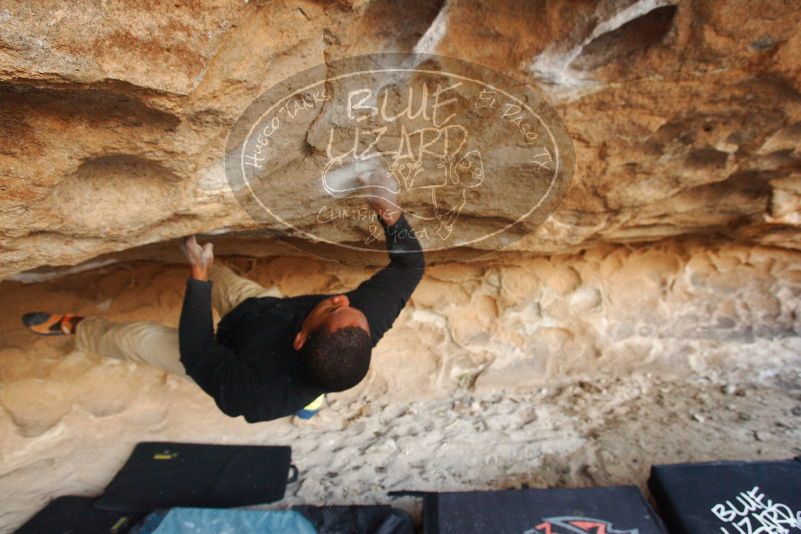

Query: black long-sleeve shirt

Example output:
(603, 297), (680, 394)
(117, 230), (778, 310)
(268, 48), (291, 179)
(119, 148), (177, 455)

(178, 214), (425, 423)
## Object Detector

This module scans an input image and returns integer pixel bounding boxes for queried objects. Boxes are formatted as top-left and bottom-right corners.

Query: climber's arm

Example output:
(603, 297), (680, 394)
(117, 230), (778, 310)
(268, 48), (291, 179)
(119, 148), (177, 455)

(178, 235), (234, 391)
(345, 172), (425, 345)
(361, 166), (424, 270)
(177, 236), (285, 421)
(178, 277), (231, 386)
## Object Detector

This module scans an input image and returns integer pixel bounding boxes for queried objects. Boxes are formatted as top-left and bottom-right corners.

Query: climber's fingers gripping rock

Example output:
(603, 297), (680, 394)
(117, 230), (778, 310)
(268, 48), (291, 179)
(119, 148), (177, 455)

(358, 167), (401, 226)
(180, 235), (214, 281)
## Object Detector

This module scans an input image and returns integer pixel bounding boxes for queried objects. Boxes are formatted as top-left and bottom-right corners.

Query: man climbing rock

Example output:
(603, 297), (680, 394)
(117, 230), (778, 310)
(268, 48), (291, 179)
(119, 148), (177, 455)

(22, 166), (425, 423)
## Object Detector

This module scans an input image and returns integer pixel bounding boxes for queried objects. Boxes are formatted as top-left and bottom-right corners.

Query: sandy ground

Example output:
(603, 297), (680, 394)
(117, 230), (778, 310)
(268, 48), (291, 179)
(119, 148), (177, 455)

(1, 259), (800, 532)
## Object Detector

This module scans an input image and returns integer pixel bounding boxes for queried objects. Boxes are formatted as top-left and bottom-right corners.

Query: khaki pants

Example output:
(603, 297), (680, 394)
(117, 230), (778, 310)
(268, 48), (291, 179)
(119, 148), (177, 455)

(75, 263), (283, 376)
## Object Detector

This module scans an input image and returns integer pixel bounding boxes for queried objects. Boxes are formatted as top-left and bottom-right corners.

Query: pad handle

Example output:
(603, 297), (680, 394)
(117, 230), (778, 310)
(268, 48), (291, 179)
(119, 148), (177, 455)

(287, 464), (299, 484)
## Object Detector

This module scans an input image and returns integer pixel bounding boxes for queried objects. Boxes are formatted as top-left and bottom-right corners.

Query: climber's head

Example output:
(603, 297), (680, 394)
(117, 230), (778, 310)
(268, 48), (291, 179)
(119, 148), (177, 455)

(293, 295), (372, 392)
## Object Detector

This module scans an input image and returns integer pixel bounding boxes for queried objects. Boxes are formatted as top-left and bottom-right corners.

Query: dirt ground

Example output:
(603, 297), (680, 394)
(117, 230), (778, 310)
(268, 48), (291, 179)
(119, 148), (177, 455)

(1, 259), (799, 532)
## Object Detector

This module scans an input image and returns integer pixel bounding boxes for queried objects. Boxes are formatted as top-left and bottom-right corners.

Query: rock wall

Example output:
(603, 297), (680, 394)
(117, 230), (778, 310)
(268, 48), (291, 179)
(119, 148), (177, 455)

(2, 2), (801, 530)
(2, 239), (799, 412)
(1, 0), (800, 277)
(1, 241), (800, 530)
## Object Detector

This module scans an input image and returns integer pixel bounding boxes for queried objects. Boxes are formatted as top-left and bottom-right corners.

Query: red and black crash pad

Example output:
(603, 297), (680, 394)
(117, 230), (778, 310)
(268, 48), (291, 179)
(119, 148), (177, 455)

(415, 486), (667, 534)
(94, 442), (295, 513)
(649, 457), (801, 534)
(16, 496), (142, 534)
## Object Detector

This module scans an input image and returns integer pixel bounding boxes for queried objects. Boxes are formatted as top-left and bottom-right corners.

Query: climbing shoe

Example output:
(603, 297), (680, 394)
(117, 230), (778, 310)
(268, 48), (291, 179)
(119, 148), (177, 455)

(22, 312), (84, 336)
(296, 394), (325, 420)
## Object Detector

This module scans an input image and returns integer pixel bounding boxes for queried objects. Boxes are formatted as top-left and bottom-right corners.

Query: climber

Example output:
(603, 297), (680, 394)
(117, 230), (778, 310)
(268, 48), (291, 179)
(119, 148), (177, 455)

(21, 166), (425, 423)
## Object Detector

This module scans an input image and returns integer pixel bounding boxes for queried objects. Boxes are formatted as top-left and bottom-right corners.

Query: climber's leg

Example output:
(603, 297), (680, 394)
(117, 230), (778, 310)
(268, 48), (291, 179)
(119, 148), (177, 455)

(208, 263), (283, 318)
(74, 317), (187, 376)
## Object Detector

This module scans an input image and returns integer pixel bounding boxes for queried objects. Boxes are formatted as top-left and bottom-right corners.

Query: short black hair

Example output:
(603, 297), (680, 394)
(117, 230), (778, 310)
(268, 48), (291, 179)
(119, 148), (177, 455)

(298, 326), (372, 392)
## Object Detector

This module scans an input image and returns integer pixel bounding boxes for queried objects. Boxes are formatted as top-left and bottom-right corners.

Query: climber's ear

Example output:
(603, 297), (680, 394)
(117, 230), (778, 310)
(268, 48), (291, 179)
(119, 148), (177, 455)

(293, 330), (307, 351)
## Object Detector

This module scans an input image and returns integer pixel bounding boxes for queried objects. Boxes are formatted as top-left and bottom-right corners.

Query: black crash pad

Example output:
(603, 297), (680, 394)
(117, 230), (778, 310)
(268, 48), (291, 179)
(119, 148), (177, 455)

(421, 486), (666, 534)
(16, 496), (142, 534)
(649, 457), (801, 534)
(94, 442), (294, 513)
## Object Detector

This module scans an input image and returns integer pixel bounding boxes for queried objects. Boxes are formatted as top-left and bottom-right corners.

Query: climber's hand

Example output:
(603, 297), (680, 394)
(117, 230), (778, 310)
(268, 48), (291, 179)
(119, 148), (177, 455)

(180, 236), (214, 281)
(359, 167), (401, 226)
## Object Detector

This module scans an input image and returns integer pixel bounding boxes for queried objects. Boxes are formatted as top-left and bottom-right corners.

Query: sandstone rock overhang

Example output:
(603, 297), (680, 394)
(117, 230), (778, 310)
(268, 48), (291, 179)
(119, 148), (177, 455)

(0, 0), (798, 278)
